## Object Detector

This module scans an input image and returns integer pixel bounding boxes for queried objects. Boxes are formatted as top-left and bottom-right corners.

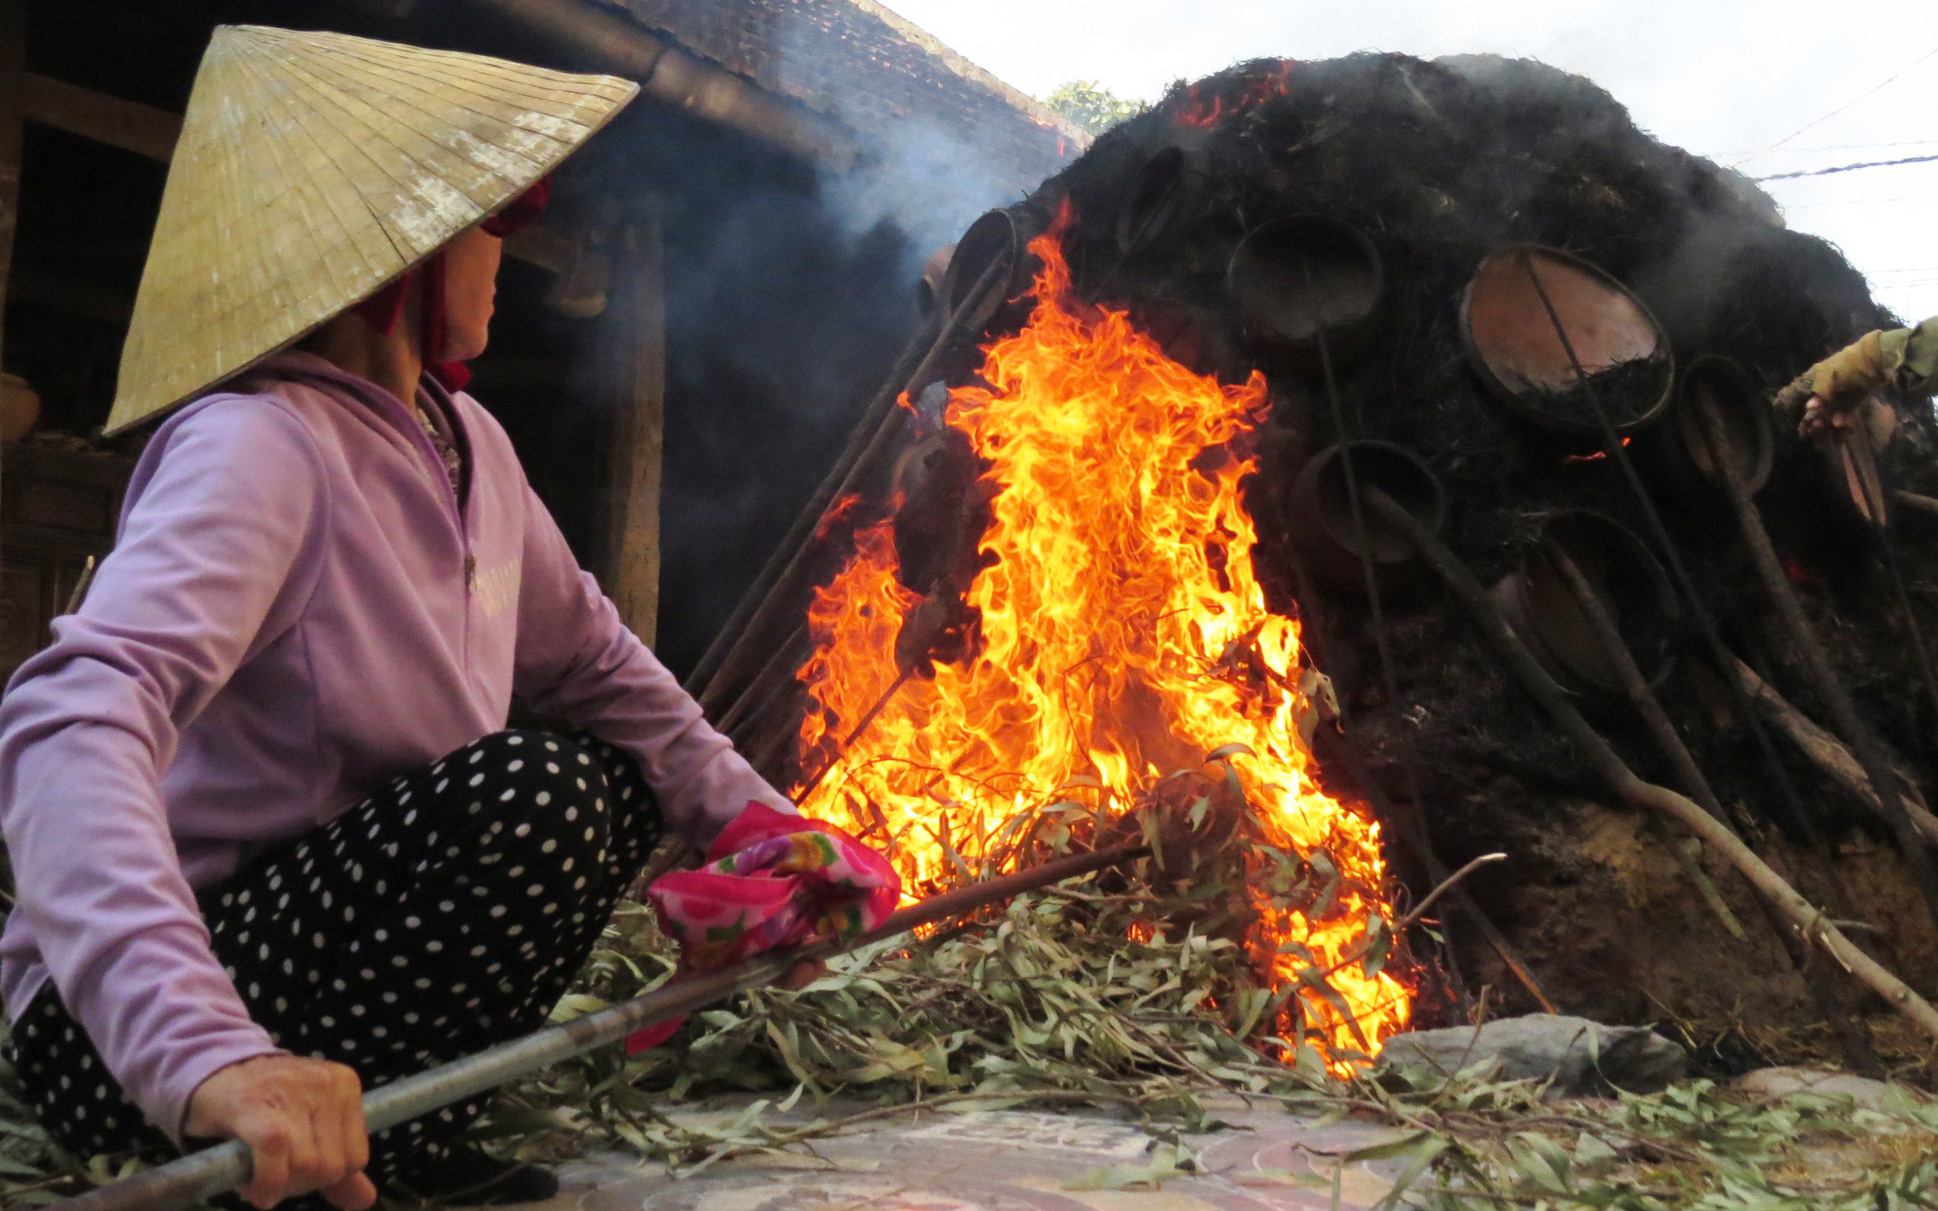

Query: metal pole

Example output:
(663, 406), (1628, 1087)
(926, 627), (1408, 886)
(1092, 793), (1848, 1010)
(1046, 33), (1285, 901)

(716, 623), (812, 739)
(684, 319), (937, 698)
(1684, 388), (1938, 934)
(1296, 256), (1529, 1013)
(694, 253), (1012, 714)
(52, 845), (1147, 1211)
(793, 666), (914, 803)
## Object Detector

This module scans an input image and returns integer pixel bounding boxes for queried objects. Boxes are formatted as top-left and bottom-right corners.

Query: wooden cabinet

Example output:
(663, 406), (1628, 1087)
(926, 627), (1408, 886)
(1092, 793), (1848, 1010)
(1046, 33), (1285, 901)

(0, 441), (130, 682)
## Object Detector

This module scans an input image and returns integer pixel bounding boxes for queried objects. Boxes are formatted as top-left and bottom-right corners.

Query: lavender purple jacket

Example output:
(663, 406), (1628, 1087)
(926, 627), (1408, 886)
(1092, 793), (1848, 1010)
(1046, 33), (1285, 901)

(0, 352), (792, 1138)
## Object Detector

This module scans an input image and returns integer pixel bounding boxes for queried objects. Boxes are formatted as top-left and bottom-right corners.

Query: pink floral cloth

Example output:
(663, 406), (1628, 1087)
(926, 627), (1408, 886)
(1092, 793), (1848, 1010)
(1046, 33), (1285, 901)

(628, 803), (900, 1051)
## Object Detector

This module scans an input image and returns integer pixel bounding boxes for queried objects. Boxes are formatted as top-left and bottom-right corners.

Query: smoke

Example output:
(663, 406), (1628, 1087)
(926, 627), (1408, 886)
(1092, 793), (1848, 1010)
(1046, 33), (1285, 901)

(637, 11), (1080, 675)
(636, 116), (923, 678)
(764, 9), (1066, 277)
(818, 114), (1027, 275)
(474, 5), (1074, 678)
(472, 98), (924, 678)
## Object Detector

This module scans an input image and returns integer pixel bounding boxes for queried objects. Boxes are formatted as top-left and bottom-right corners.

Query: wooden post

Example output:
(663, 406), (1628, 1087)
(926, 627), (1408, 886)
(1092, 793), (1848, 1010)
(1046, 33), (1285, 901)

(20, 73), (180, 162)
(600, 213), (665, 645)
(0, 1), (24, 374)
(0, 0), (26, 538)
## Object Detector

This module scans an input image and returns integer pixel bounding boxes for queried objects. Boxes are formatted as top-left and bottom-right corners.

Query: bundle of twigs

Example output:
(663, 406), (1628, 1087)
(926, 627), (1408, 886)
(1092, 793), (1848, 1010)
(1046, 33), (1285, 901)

(544, 763), (1412, 1111)
(483, 783), (1938, 1209)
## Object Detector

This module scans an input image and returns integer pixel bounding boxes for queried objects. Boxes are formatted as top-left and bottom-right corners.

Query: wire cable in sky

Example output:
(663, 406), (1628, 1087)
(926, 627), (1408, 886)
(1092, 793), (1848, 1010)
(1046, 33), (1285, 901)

(1718, 139), (1938, 157)
(1717, 137), (1938, 155)
(1783, 194), (1938, 209)
(1732, 44), (1938, 167)
(1756, 153), (1938, 181)
(1782, 138), (1938, 155)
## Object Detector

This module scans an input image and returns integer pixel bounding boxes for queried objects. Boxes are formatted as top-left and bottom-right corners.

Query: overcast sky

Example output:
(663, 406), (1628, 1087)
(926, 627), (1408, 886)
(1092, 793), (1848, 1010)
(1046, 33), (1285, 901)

(882, 0), (1938, 325)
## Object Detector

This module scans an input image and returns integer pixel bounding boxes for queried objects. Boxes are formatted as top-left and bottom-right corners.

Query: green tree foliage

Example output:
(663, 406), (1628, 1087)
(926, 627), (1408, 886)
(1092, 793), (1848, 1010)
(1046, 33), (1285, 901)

(1044, 81), (1142, 136)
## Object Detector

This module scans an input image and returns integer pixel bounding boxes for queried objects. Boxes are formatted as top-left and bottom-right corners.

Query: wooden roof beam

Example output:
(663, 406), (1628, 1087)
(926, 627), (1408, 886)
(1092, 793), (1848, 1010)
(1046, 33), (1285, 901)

(21, 72), (181, 163)
(454, 0), (859, 172)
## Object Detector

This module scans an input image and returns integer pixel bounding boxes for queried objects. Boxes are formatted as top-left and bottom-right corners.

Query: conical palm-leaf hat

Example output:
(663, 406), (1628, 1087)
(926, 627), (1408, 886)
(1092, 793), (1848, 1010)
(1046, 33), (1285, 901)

(107, 25), (638, 434)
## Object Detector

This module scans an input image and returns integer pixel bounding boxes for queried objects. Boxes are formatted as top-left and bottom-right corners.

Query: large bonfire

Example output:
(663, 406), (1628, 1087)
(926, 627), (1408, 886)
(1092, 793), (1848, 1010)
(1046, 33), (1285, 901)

(792, 218), (1411, 1064)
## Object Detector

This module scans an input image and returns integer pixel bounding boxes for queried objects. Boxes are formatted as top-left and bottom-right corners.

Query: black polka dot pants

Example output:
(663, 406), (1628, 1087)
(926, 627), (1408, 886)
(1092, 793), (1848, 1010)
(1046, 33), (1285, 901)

(8, 729), (662, 1179)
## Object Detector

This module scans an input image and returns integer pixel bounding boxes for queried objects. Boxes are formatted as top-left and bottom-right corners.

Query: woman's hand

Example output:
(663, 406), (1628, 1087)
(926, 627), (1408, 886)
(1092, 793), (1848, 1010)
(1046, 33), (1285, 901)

(183, 1054), (376, 1210)
(777, 958), (827, 991)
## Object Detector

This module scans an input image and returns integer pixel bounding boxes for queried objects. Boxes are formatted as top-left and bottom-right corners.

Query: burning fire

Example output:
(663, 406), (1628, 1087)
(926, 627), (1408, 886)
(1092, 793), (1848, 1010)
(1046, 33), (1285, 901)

(792, 221), (1410, 1065)
(1175, 60), (1294, 128)
(1561, 436), (1634, 464)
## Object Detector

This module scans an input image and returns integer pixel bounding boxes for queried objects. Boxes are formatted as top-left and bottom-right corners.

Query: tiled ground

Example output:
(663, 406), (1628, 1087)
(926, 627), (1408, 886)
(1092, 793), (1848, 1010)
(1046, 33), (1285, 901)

(514, 1097), (1415, 1211)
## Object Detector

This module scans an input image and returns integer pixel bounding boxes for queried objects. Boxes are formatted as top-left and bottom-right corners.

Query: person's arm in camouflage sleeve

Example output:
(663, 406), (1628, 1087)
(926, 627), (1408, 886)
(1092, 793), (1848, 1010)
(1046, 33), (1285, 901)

(1883, 316), (1938, 397)
(1777, 316), (1938, 441)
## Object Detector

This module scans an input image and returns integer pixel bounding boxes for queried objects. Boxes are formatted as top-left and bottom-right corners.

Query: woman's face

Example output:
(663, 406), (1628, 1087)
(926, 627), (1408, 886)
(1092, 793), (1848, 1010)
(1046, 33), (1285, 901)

(441, 226), (503, 362)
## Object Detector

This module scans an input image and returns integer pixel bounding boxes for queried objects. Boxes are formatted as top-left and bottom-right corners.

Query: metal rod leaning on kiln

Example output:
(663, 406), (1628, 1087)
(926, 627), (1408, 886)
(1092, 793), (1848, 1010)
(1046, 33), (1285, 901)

(692, 253), (1015, 718)
(792, 664), (912, 803)
(1513, 252), (1897, 1070)
(683, 318), (934, 705)
(1359, 483), (1938, 1050)
(1850, 421), (1938, 754)
(1294, 252), (1551, 1013)
(53, 844), (1150, 1211)
(717, 622), (813, 742)
(1540, 542), (1884, 1073)
(1684, 388), (1938, 934)
(1508, 255), (1856, 900)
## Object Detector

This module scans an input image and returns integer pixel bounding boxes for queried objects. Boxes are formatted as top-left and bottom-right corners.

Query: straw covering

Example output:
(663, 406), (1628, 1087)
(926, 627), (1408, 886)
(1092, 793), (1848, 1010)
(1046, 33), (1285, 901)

(108, 25), (638, 434)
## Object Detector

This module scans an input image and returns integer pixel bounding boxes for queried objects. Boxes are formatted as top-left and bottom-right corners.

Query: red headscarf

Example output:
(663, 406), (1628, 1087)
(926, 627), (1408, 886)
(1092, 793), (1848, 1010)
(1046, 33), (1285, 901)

(350, 177), (552, 391)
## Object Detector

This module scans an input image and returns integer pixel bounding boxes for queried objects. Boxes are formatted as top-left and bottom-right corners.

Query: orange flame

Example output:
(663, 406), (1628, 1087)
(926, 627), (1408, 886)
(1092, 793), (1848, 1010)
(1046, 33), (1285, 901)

(1176, 60), (1294, 128)
(792, 223), (1410, 1065)
(814, 492), (870, 540)
(1561, 436), (1634, 464)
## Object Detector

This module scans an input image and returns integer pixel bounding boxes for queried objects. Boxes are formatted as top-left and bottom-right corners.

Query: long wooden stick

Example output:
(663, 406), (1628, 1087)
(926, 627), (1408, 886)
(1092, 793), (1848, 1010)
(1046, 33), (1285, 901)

(1361, 486), (1938, 1048)
(1542, 541), (1752, 921)
(1731, 654), (1938, 848)
(1309, 853), (1506, 981)
(1893, 489), (1938, 520)
(1544, 543), (1883, 1073)
(52, 845), (1148, 1211)
(1686, 391), (1938, 933)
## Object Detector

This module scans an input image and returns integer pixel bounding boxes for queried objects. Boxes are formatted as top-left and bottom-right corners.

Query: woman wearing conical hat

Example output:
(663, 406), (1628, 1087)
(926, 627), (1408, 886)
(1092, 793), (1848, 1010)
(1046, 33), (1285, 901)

(0, 27), (896, 1208)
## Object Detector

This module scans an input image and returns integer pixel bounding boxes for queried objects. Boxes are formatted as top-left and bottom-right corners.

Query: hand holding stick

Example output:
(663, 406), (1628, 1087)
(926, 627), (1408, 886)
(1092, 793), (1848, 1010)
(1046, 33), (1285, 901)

(54, 844), (1149, 1211)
